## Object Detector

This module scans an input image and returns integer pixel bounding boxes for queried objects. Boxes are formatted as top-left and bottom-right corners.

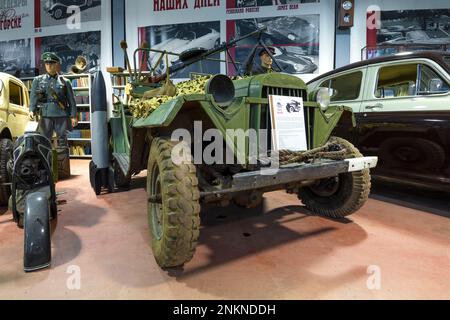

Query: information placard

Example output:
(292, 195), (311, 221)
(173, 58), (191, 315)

(268, 95), (308, 151)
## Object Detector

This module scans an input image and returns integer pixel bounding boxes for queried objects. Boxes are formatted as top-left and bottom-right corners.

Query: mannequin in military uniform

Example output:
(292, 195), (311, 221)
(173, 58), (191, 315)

(29, 52), (77, 178)
(251, 46), (275, 75)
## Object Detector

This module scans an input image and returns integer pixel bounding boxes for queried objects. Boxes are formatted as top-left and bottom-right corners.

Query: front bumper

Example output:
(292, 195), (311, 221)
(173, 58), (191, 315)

(201, 156), (378, 197)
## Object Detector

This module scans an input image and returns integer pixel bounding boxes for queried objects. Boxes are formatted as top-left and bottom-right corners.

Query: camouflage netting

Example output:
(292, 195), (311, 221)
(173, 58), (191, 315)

(129, 75), (248, 119)
(129, 76), (210, 119)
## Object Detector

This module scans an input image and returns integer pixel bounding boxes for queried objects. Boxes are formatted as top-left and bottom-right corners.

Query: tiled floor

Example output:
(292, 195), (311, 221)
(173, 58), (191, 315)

(0, 160), (449, 299)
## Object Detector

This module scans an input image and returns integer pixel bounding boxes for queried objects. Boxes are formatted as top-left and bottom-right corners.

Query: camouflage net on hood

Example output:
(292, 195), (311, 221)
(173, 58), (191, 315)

(129, 76), (211, 119)
(129, 75), (248, 119)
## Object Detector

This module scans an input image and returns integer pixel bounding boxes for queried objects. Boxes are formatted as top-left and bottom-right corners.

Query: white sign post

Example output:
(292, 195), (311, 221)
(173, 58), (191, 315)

(268, 95), (308, 152)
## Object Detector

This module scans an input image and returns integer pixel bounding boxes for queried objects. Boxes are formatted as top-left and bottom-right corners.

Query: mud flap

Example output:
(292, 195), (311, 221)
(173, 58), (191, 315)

(23, 192), (51, 272)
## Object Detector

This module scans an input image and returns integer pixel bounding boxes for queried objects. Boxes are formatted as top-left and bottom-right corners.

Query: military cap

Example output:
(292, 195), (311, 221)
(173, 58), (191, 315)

(42, 52), (61, 64)
(259, 46), (276, 57)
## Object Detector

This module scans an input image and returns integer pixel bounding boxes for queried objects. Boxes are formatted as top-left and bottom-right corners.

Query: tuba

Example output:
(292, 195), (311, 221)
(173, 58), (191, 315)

(68, 56), (87, 74)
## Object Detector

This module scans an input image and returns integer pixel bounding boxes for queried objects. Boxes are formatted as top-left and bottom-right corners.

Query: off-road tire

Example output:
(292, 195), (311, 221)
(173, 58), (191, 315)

(0, 139), (13, 207)
(147, 137), (200, 268)
(298, 137), (371, 218)
(233, 191), (263, 208)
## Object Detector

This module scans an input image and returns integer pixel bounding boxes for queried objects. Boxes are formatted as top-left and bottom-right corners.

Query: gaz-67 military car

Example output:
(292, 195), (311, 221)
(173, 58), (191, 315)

(90, 29), (378, 268)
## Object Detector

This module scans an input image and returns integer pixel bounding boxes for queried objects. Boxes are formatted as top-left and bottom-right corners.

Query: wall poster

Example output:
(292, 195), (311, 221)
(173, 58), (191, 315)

(143, 21), (221, 78)
(0, 38), (33, 77)
(131, 0), (330, 80)
(366, 8), (450, 58)
(36, 30), (101, 74)
(38, 0), (102, 27)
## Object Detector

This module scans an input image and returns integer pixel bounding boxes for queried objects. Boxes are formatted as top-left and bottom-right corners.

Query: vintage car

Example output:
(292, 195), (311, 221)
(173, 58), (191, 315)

(308, 51), (450, 191)
(272, 47), (318, 74)
(46, 0), (100, 20)
(285, 100), (302, 113)
(0, 73), (30, 206)
(236, 0), (257, 7)
(149, 27), (220, 74)
(381, 30), (450, 45)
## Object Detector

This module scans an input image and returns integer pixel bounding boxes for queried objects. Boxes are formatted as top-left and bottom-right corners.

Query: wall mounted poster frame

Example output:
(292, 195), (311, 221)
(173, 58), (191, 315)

(128, 0), (334, 81)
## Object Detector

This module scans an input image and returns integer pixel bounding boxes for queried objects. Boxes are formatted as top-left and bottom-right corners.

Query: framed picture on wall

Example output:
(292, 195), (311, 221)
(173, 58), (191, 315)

(226, 15), (320, 76)
(36, 31), (101, 74)
(141, 21), (221, 79)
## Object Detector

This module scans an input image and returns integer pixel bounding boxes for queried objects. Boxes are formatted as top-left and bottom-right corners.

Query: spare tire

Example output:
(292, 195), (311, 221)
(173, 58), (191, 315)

(378, 137), (446, 172)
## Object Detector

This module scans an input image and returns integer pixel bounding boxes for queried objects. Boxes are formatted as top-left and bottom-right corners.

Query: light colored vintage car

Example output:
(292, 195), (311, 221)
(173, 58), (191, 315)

(46, 0), (99, 20)
(308, 51), (450, 191)
(149, 27), (220, 73)
(0, 73), (30, 205)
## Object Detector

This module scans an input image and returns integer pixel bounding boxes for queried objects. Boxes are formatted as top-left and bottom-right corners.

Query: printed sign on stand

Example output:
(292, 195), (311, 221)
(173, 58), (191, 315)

(268, 95), (307, 151)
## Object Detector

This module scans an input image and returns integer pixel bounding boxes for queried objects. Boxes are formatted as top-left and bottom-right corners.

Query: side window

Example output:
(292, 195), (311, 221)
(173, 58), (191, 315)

(319, 71), (363, 102)
(417, 64), (449, 95)
(375, 63), (418, 98)
(375, 63), (449, 98)
(9, 81), (23, 106)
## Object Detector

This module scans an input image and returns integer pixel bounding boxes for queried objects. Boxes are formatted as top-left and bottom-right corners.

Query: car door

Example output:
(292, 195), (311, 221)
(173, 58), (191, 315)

(310, 67), (367, 143)
(357, 59), (450, 185)
(7, 79), (29, 138)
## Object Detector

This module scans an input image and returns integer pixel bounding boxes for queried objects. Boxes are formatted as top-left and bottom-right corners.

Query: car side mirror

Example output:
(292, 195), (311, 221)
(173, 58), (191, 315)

(429, 78), (444, 92)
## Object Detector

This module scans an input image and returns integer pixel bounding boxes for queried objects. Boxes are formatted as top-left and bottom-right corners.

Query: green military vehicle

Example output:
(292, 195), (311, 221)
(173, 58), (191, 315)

(98, 30), (378, 268)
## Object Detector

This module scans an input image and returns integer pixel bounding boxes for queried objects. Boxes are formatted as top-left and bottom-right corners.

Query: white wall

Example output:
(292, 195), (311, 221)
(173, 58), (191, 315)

(350, 0), (450, 63)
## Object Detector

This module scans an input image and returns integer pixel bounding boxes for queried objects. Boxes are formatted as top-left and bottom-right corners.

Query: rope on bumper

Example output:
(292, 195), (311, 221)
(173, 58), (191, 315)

(278, 142), (348, 165)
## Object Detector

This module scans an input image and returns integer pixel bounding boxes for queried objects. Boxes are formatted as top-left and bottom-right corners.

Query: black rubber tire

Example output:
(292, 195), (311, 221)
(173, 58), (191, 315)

(298, 137), (371, 218)
(0, 139), (13, 207)
(57, 148), (71, 180)
(147, 137), (200, 268)
(378, 137), (446, 172)
(233, 191), (263, 208)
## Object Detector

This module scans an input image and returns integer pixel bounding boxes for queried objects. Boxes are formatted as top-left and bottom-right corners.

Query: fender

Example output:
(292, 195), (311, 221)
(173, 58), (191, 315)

(132, 95), (187, 129)
(312, 106), (356, 148)
(0, 121), (11, 139)
(49, 3), (69, 10)
(23, 191), (51, 272)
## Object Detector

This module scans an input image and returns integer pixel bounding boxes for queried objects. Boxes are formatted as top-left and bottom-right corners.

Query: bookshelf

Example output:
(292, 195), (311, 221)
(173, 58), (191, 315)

(21, 73), (93, 159)
(109, 71), (131, 95)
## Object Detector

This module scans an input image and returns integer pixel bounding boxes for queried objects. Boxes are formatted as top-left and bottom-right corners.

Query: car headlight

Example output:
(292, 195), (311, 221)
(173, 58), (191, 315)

(293, 64), (304, 72)
(316, 87), (331, 111)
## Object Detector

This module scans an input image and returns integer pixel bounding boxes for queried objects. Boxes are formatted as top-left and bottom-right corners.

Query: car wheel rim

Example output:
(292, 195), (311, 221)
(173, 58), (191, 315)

(54, 9), (63, 19)
(309, 176), (340, 197)
(150, 163), (163, 240)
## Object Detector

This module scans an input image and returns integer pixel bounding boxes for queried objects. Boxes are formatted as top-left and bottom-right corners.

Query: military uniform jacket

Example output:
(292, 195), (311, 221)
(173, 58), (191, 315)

(29, 73), (77, 118)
